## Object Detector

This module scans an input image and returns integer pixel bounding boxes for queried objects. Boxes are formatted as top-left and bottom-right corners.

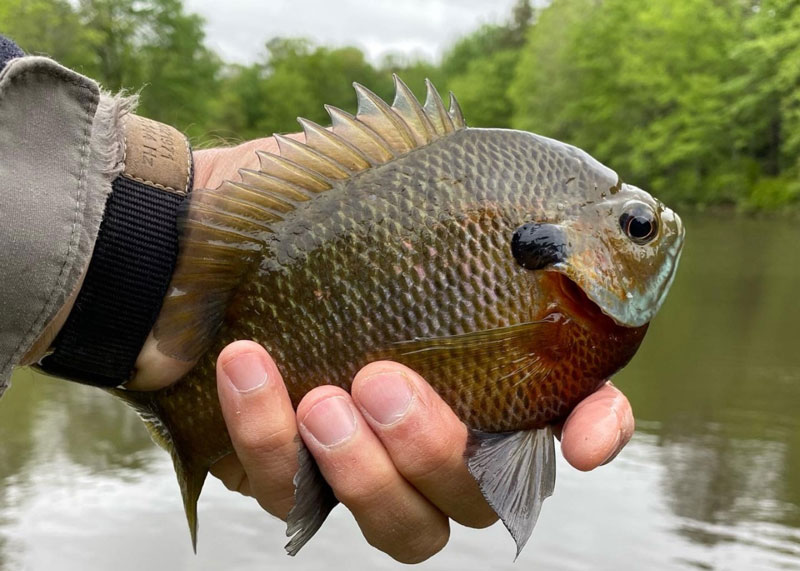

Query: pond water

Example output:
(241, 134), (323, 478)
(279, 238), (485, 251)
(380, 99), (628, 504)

(1, 214), (798, 570)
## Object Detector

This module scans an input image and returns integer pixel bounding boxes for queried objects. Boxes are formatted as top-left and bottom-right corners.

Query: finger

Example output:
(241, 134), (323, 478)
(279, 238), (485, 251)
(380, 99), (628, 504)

(215, 340), (299, 519)
(297, 386), (449, 564)
(210, 452), (251, 495)
(560, 382), (635, 471)
(351, 361), (497, 529)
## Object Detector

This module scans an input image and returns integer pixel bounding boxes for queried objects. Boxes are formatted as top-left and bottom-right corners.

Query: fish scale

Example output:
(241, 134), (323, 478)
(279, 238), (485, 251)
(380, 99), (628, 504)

(113, 77), (684, 558)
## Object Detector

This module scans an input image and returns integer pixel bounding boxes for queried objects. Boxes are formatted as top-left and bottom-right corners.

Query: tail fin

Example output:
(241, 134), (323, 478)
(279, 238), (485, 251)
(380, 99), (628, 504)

(110, 388), (209, 551)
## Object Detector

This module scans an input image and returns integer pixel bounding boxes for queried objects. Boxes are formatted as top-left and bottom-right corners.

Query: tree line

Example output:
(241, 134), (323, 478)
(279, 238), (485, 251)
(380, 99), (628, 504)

(2, 0), (798, 209)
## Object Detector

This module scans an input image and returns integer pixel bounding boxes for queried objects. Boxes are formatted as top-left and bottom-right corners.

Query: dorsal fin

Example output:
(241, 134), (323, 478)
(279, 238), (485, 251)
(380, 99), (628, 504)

(297, 118), (370, 173)
(449, 92), (467, 130)
(424, 79), (455, 135)
(391, 74), (435, 145)
(354, 82), (416, 153)
(153, 78), (467, 362)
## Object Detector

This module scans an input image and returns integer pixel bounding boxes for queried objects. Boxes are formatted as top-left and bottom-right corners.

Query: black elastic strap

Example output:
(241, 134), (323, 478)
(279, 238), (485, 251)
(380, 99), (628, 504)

(40, 176), (187, 387)
(0, 35), (24, 71)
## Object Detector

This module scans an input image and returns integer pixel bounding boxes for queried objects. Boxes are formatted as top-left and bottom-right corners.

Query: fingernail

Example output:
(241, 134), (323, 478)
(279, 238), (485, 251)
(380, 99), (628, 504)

(301, 396), (356, 447)
(358, 372), (413, 426)
(223, 352), (267, 393)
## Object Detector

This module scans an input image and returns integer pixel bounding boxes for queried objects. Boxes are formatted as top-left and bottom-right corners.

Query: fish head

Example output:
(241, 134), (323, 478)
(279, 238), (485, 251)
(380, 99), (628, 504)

(508, 132), (685, 327)
(504, 132), (685, 327)
(555, 184), (684, 327)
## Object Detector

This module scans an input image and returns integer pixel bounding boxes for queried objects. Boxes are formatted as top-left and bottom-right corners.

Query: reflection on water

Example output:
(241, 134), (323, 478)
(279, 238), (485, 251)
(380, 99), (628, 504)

(622, 215), (800, 547)
(1, 214), (799, 570)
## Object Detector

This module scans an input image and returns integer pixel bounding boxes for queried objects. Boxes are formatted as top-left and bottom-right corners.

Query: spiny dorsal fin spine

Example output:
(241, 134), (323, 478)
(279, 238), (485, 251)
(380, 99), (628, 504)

(423, 79), (455, 135)
(391, 74), (435, 145)
(325, 105), (396, 164)
(180, 221), (259, 251)
(449, 92), (466, 129)
(354, 82), (416, 153)
(189, 201), (274, 235)
(297, 117), (371, 173)
(274, 134), (351, 180)
(221, 181), (295, 215)
(239, 169), (313, 203)
(193, 189), (282, 227)
(255, 150), (334, 191)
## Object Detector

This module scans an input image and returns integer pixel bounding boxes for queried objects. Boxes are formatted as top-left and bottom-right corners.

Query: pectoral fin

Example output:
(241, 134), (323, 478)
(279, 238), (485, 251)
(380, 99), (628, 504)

(373, 317), (562, 390)
(465, 427), (556, 558)
(284, 437), (339, 556)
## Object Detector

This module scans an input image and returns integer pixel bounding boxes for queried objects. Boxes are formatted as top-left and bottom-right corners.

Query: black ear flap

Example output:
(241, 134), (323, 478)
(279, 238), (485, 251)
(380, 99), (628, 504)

(511, 223), (567, 271)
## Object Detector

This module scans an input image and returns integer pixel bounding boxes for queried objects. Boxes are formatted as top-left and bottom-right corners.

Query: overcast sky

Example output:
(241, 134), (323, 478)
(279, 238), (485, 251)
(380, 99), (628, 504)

(183, 0), (520, 65)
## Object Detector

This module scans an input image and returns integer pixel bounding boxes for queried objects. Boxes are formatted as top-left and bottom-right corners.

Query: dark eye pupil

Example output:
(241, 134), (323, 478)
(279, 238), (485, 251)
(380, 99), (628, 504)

(628, 216), (652, 239)
(619, 206), (657, 244)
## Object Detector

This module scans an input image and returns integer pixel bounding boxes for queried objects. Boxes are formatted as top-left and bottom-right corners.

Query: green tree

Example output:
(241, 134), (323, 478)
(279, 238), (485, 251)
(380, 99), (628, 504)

(128, 0), (221, 135)
(510, 0), (751, 206)
(1, 0), (221, 140)
(439, 0), (534, 127)
(76, 0), (220, 136)
(211, 39), (389, 140)
(4, 0), (800, 209)
(447, 49), (519, 127)
(731, 0), (800, 208)
(75, 0), (145, 91)
(0, 0), (100, 76)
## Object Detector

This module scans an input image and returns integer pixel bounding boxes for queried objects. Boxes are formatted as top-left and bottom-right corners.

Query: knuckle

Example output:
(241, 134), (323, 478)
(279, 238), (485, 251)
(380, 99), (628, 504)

(458, 509), (498, 530)
(382, 521), (450, 564)
(255, 489), (295, 521)
(234, 424), (295, 455)
(398, 433), (460, 482)
(377, 391), (467, 483)
(225, 471), (250, 496)
(336, 469), (397, 510)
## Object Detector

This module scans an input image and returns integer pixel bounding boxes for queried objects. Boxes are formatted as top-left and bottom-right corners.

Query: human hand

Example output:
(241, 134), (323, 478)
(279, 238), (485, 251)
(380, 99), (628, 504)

(211, 340), (635, 563)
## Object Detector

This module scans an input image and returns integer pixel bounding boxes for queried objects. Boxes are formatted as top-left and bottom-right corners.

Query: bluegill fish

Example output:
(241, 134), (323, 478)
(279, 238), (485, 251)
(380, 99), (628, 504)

(113, 77), (684, 557)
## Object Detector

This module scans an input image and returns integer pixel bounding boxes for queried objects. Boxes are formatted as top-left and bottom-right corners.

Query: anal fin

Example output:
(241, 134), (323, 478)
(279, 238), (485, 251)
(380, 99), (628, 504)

(465, 427), (556, 558)
(111, 388), (209, 552)
(284, 437), (339, 556)
(174, 451), (208, 552)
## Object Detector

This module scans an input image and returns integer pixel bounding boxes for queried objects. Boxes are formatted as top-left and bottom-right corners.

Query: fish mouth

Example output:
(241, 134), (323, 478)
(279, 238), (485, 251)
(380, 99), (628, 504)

(545, 271), (621, 328)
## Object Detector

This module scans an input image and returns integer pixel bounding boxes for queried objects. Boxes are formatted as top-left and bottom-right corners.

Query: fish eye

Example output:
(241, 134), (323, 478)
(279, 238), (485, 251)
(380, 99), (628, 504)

(619, 203), (658, 245)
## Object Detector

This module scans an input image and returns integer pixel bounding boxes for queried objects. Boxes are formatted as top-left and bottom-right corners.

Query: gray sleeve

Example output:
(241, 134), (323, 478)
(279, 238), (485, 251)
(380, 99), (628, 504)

(0, 56), (133, 395)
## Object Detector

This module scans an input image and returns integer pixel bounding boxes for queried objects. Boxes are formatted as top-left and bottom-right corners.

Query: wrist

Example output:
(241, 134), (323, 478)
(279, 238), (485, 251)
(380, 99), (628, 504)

(37, 114), (194, 389)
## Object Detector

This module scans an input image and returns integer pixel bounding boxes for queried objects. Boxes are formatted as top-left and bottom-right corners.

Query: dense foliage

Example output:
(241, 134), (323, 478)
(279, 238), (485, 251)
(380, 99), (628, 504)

(2, 0), (798, 209)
